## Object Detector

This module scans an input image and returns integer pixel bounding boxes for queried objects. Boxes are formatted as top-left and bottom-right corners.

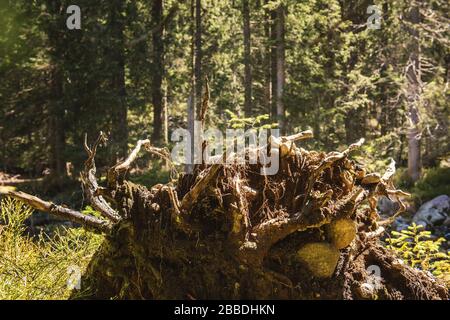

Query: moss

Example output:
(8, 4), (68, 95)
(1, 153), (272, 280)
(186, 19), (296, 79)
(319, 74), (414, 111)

(297, 242), (340, 278)
(328, 218), (356, 249)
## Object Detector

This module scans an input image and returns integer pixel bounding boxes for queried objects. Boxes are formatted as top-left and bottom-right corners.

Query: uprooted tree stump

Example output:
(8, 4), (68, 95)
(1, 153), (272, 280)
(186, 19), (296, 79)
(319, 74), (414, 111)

(2, 131), (448, 300)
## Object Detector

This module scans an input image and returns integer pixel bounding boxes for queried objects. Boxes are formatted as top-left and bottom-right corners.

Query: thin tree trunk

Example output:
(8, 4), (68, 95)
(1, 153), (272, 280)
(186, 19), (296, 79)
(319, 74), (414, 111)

(270, 8), (277, 120)
(151, 0), (165, 145)
(49, 63), (66, 180)
(264, 1), (272, 116)
(46, 0), (66, 183)
(406, 3), (421, 182)
(275, 4), (286, 134)
(243, 0), (252, 117)
(163, 84), (169, 145)
(187, 0), (202, 173)
(194, 0), (203, 116)
(380, 1), (390, 136)
(109, 0), (128, 162)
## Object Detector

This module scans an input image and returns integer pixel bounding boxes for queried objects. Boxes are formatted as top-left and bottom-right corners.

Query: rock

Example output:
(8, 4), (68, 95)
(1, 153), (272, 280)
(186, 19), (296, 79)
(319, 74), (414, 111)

(328, 218), (356, 249)
(413, 195), (450, 228)
(377, 196), (400, 217)
(392, 216), (411, 231)
(297, 242), (340, 278)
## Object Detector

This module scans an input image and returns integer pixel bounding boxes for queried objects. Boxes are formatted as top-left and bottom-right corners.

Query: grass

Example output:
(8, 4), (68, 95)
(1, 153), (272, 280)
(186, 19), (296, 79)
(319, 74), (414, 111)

(0, 198), (103, 300)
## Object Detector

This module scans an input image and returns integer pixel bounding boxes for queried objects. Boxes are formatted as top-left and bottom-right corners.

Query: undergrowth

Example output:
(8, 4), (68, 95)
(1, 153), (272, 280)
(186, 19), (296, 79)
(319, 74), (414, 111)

(386, 223), (450, 286)
(393, 167), (450, 205)
(0, 198), (103, 300)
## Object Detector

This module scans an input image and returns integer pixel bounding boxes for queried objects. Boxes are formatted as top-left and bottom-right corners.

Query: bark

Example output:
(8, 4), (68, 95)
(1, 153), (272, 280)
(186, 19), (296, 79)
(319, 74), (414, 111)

(48, 63), (66, 180)
(264, 0), (272, 116)
(379, 1), (390, 136)
(194, 0), (203, 115)
(151, 0), (165, 145)
(243, 0), (253, 117)
(163, 86), (169, 144)
(186, 0), (203, 173)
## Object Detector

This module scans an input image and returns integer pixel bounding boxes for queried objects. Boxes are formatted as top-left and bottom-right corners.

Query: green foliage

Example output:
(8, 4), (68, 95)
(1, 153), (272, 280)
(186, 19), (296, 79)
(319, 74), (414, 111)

(1, 0), (448, 177)
(0, 198), (103, 300)
(411, 167), (450, 204)
(225, 110), (277, 130)
(128, 162), (171, 187)
(386, 223), (450, 286)
(82, 206), (103, 219)
(393, 167), (450, 205)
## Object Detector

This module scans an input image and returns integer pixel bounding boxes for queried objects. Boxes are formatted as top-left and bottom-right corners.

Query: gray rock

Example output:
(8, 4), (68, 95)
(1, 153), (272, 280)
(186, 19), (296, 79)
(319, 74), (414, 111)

(392, 216), (411, 231)
(413, 195), (450, 228)
(377, 196), (400, 217)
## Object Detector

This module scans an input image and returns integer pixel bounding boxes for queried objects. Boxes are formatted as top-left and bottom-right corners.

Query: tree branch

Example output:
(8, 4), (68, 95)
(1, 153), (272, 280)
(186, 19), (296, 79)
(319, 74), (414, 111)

(0, 190), (112, 233)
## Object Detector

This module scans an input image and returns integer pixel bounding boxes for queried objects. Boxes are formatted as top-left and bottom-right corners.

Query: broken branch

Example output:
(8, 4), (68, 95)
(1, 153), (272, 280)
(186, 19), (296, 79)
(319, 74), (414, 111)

(0, 189), (112, 232)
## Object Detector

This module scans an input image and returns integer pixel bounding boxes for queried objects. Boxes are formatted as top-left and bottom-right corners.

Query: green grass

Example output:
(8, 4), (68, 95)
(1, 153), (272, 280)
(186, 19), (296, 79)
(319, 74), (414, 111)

(0, 198), (103, 300)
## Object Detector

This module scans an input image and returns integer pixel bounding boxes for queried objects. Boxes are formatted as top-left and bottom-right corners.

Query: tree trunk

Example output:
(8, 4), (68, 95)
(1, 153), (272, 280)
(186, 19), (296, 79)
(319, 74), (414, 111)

(243, 0), (252, 117)
(48, 65), (66, 180)
(151, 0), (165, 145)
(194, 0), (203, 116)
(109, 0), (128, 162)
(275, 5), (286, 134)
(264, 1), (272, 116)
(379, 1), (390, 136)
(46, 0), (66, 184)
(186, 0), (203, 173)
(406, 3), (421, 182)
(270, 8), (277, 120)
(163, 84), (169, 144)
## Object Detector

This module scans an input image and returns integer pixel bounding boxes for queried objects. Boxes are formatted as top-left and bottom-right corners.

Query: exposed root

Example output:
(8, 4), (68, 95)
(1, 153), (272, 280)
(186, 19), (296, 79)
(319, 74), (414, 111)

(1, 130), (447, 300)
(82, 133), (121, 222)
